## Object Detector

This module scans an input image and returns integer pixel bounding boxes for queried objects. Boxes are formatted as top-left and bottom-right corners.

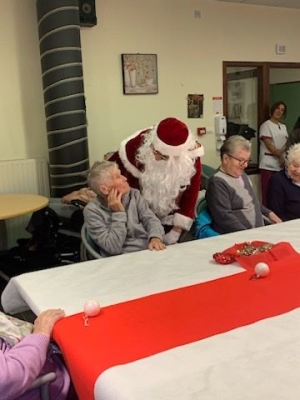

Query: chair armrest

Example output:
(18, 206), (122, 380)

(81, 223), (102, 260)
(71, 199), (88, 208)
(29, 371), (56, 389)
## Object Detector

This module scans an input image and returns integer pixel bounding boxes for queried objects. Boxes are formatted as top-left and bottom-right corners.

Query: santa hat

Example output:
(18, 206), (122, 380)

(151, 118), (194, 157)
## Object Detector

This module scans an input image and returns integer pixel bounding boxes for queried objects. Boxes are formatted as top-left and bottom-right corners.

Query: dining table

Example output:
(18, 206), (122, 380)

(0, 193), (49, 251)
(2, 219), (300, 400)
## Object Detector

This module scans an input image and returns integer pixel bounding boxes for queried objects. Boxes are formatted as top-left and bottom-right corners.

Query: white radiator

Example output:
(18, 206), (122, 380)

(0, 158), (50, 248)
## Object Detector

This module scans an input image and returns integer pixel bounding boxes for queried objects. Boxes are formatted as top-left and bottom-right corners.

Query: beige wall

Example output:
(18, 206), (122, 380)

(1, 0), (300, 169)
(0, 1), (47, 161)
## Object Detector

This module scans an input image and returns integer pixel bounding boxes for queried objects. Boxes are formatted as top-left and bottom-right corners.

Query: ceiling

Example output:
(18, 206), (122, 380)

(216, 0), (300, 9)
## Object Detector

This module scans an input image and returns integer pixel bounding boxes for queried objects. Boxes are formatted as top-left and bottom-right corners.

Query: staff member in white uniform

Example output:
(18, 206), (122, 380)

(259, 101), (288, 206)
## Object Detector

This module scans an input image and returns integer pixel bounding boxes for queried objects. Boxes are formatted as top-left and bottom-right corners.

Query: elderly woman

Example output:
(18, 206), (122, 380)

(0, 309), (72, 400)
(206, 135), (281, 234)
(267, 143), (300, 221)
(84, 161), (166, 256)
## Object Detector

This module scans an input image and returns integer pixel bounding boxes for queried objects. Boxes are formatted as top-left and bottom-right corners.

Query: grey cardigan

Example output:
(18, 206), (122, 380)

(83, 188), (164, 257)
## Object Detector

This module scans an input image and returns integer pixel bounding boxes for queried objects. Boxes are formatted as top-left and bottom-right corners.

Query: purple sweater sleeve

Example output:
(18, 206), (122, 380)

(0, 334), (50, 400)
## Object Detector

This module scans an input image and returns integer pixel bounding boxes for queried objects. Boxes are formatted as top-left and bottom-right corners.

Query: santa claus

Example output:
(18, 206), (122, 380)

(109, 117), (204, 244)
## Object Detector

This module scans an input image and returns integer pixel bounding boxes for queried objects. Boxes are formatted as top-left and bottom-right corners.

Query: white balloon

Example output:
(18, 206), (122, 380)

(84, 299), (101, 317)
(254, 262), (270, 278)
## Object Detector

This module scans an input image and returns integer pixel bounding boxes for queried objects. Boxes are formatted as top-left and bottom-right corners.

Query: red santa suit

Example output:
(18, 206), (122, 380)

(109, 117), (204, 232)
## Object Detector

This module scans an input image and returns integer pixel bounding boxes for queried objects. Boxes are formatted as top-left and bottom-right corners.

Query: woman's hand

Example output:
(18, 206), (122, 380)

(33, 309), (65, 337)
(148, 238), (166, 251)
(107, 189), (125, 212)
(263, 138), (285, 158)
(273, 148), (285, 157)
(268, 211), (282, 224)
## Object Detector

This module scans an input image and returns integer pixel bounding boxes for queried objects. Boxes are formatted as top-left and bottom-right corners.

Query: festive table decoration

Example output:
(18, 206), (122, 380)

(254, 262), (270, 278)
(83, 299), (101, 326)
(213, 241), (273, 265)
(212, 252), (236, 265)
(213, 241), (299, 271)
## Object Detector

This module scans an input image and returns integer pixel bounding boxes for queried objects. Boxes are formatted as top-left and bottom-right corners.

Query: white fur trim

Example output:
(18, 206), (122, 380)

(118, 128), (152, 179)
(173, 213), (193, 231)
(190, 145), (205, 159)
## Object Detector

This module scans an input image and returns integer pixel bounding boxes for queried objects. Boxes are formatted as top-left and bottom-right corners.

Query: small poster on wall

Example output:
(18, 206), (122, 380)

(187, 94), (204, 118)
(227, 81), (245, 121)
(212, 96), (223, 115)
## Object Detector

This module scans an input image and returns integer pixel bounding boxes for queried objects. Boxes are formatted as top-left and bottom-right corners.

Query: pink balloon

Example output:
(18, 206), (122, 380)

(84, 300), (101, 317)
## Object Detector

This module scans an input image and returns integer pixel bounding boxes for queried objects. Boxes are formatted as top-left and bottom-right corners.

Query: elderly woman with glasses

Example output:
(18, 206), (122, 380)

(205, 135), (281, 234)
(267, 143), (300, 221)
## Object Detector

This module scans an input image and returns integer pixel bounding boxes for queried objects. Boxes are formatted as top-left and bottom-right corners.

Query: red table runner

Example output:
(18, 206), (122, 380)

(54, 251), (300, 400)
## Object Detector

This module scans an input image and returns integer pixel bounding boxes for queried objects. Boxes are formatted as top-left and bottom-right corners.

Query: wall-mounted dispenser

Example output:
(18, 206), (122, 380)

(214, 115), (227, 150)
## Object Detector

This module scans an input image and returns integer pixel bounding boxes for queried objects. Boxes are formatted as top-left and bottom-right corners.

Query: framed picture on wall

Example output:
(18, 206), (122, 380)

(121, 54), (158, 95)
(187, 94), (204, 118)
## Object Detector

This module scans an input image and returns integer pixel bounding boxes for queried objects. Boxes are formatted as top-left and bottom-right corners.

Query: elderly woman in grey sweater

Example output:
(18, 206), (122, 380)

(83, 161), (166, 257)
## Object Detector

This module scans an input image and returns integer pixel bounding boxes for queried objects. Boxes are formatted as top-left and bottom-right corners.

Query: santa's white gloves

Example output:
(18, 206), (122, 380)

(163, 229), (181, 245)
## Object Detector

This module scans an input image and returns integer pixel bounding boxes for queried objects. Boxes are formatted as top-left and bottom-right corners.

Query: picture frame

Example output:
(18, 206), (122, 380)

(187, 94), (204, 118)
(121, 54), (158, 95)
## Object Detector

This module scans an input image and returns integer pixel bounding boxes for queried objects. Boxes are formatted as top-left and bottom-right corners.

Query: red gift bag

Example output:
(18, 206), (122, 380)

(213, 241), (298, 271)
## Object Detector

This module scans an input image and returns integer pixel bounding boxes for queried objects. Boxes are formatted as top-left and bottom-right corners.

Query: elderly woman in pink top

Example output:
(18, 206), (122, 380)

(0, 309), (73, 400)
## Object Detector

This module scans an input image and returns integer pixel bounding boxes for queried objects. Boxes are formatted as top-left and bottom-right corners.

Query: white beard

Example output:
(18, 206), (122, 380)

(137, 143), (196, 220)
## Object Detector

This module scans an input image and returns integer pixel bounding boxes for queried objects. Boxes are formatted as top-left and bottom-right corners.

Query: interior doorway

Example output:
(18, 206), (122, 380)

(223, 61), (300, 170)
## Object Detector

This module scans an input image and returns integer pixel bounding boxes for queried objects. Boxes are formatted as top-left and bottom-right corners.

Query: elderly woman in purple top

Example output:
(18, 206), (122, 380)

(267, 143), (300, 221)
(0, 308), (72, 400)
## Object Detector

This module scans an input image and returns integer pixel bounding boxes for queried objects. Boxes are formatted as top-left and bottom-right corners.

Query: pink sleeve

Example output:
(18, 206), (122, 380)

(0, 334), (50, 400)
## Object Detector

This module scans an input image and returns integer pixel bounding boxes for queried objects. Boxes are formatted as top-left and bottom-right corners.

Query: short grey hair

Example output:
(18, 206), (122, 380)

(286, 143), (300, 165)
(220, 135), (251, 159)
(87, 161), (117, 195)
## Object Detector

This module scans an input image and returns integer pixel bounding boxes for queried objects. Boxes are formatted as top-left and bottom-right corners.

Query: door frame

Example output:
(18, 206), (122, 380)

(223, 61), (300, 170)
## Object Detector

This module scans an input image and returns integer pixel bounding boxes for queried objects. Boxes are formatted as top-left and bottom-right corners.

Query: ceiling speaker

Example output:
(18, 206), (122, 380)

(79, 0), (97, 27)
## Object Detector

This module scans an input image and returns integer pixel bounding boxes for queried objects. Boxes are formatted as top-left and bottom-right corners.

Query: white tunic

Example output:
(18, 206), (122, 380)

(259, 119), (288, 171)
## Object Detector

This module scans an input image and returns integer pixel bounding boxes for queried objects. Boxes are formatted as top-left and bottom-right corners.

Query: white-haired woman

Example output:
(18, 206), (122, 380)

(267, 143), (300, 221)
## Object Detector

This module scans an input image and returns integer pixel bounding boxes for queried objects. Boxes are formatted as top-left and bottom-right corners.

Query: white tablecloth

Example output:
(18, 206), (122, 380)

(2, 220), (300, 400)
(2, 220), (300, 316)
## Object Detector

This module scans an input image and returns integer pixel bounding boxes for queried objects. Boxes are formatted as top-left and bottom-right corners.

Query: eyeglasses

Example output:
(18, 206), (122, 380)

(151, 146), (169, 161)
(227, 154), (252, 166)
